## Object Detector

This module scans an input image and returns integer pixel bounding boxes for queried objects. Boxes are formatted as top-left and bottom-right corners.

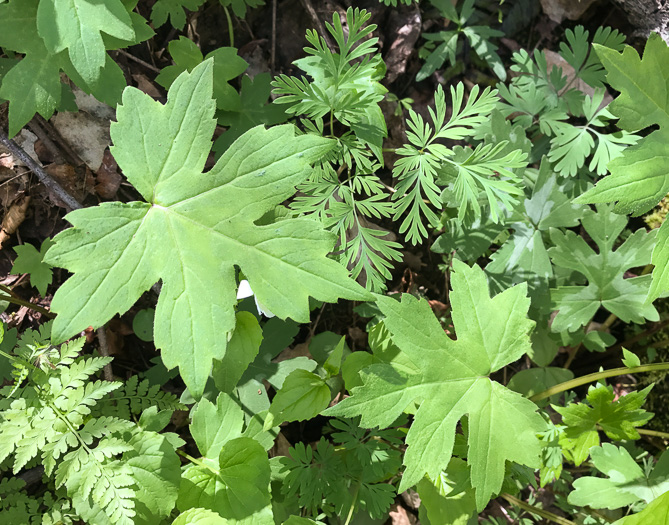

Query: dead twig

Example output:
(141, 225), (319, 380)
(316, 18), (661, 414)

(0, 129), (82, 211)
(116, 48), (161, 74)
(299, 0), (335, 50)
(97, 326), (114, 382)
(35, 115), (86, 167)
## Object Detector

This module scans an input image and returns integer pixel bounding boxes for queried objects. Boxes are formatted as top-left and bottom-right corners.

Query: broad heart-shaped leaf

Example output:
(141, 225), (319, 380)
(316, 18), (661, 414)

(568, 444), (669, 509)
(36, 0), (134, 84)
(325, 260), (546, 510)
(177, 437), (273, 524)
(554, 384), (653, 465)
(173, 508), (230, 525)
(44, 61), (371, 397)
(264, 369), (331, 430)
(548, 204), (658, 333)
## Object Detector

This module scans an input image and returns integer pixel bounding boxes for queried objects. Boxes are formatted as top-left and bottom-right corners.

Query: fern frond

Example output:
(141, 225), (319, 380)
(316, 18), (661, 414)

(98, 375), (186, 420)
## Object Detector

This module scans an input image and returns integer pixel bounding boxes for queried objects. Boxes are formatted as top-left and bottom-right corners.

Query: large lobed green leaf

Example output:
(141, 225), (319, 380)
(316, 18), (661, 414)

(45, 60), (371, 397)
(325, 260), (546, 510)
(576, 33), (669, 301)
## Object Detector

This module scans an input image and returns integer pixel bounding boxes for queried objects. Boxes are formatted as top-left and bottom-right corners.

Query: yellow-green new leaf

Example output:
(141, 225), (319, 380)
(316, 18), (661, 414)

(45, 60), (371, 397)
(325, 260), (546, 510)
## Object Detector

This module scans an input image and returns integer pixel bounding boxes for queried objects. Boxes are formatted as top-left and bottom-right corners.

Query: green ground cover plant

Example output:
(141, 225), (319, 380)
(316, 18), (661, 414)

(0, 0), (668, 523)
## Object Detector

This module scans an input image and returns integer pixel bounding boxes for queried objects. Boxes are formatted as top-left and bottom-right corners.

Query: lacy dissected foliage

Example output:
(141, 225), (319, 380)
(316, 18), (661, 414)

(0, 324), (185, 525)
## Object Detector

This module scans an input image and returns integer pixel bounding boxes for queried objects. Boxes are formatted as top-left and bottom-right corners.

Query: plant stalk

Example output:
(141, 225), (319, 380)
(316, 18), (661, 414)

(500, 493), (576, 525)
(530, 363), (669, 402)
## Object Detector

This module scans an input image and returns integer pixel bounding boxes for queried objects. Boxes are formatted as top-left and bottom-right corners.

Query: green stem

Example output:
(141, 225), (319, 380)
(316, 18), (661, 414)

(638, 428), (669, 439)
(0, 294), (54, 318)
(177, 449), (220, 475)
(530, 363), (669, 402)
(223, 6), (234, 47)
(343, 479), (362, 525)
(500, 493), (576, 525)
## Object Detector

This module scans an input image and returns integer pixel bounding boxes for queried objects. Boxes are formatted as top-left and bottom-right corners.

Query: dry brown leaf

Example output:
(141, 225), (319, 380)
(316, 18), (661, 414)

(389, 503), (417, 525)
(0, 195), (30, 248)
(95, 149), (122, 199)
(132, 73), (163, 98)
(45, 163), (95, 204)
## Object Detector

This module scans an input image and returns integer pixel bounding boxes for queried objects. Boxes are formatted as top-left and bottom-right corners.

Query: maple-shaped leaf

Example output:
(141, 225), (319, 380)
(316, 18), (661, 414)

(325, 260), (546, 510)
(548, 204), (658, 333)
(155, 36), (248, 111)
(151, 0), (206, 29)
(568, 444), (669, 509)
(578, 33), (669, 214)
(36, 0), (134, 84)
(554, 384), (653, 465)
(44, 60), (370, 397)
(11, 239), (54, 297)
(0, 0), (63, 136)
(215, 73), (288, 154)
(574, 34), (669, 301)
(219, 0), (265, 18)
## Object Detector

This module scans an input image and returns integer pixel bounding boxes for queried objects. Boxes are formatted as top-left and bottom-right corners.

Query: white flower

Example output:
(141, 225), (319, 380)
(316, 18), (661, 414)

(236, 280), (275, 318)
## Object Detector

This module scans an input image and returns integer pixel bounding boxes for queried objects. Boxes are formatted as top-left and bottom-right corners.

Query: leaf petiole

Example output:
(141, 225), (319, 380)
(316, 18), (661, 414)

(530, 363), (669, 402)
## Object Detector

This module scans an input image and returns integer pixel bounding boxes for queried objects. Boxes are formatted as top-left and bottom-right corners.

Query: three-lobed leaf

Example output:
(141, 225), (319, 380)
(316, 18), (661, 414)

(325, 260), (546, 510)
(45, 60), (370, 397)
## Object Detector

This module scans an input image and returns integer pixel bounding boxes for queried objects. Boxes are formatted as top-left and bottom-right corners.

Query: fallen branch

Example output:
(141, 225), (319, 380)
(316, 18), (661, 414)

(0, 129), (82, 211)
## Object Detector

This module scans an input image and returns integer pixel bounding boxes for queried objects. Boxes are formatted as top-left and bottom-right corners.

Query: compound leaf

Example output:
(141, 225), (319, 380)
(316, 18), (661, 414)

(44, 61), (370, 397)
(325, 260), (545, 510)
(554, 384), (653, 465)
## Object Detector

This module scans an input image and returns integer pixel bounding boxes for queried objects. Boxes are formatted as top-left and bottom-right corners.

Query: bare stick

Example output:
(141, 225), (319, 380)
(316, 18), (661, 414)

(299, 0), (335, 50)
(116, 48), (161, 73)
(0, 129), (82, 211)
(97, 326), (114, 382)
(271, 0), (277, 77)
